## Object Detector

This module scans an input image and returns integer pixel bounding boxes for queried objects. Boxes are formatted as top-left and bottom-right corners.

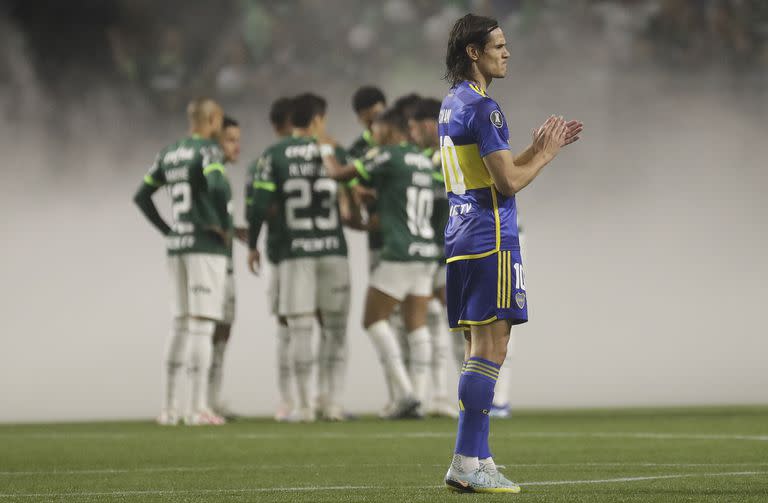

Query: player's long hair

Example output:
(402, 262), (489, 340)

(444, 13), (499, 87)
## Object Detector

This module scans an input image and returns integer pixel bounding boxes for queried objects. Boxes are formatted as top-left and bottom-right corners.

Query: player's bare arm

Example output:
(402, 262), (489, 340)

(233, 227), (248, 243)
(317, 139), (360, 181)
(484, 117), (567, 196)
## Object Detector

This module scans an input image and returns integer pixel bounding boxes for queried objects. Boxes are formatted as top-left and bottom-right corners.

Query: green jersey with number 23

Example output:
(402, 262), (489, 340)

(251, 135), (349, 260)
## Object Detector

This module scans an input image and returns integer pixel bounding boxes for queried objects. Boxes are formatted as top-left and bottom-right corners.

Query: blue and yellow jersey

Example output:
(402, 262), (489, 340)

(438, 81), (520, 262)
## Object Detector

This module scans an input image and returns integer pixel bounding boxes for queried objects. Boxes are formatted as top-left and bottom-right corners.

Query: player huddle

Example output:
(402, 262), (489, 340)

(134, 88), (485, 425)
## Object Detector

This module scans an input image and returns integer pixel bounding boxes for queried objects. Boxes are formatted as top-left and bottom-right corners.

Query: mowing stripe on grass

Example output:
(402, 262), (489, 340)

(3, 431), (767, 441)
(0, 470), (765, 498)
(2, 462), (768, 477)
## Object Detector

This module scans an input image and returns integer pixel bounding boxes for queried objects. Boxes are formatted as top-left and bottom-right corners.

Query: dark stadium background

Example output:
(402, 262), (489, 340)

(1, 0), (766, 421)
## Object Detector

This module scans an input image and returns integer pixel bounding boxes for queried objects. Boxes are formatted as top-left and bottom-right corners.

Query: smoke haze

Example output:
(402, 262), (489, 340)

(1, 2), (766, 421)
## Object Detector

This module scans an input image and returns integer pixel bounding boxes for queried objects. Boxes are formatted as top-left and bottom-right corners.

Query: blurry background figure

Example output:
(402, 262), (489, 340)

(409, 96), (457, 418)
(132, 98), (228, 426)
(247, 96), (299, 422)
(209, 115), (244, 419)
(146, 27), (187, 112)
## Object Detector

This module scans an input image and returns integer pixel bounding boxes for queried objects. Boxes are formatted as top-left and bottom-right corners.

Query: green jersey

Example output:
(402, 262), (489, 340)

(348, 130), (383, 251)
(245, 161), (287, 265)
(426, 148), (449, 262)
(135, 136), (230, 256)
(348, 129), (376, 159)
(248, 135), (348, 260)
(357, 143), (440, 262)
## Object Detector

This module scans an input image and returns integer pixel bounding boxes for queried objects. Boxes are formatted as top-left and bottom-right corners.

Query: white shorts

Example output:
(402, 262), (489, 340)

(370, 261), (438, 302)
(267, 267), (280, 316)
(278, 256), (350, 316)
(433, 263), (447, 291)
(167, 253), (228, 321)
(368, 249), (382, 273)
(222, 270), (236, 325)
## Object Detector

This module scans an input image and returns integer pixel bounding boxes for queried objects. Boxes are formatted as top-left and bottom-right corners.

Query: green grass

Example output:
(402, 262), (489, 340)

(1, 407), (767, 502)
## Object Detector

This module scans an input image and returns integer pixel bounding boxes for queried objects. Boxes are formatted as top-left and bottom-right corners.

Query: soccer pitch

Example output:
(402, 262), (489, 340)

(1, 407), (766, 502)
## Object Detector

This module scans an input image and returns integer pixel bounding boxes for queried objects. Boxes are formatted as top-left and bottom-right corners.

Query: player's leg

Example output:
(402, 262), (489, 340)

(184, 253), (228, 425)
(363, 287), (419, 418)
(444, 252), (523, 492)
(427, 298), (457, 417)
(365, 261), (422, 417)
(317, 256), (350, 421)
(274, 317), (296, 421)
(270, 266), (296, 421)
(400, 262), (438, 416)
(390, 306), (410, 373)
(369, 249), (397, 416)
(279, 258), (318, 422)
(160, 255), (188, 425)
(209, 323), (230, 416)
(489, 330), (515, 417)
(428, 264), (458, 417)
(209, 268), (236, 417)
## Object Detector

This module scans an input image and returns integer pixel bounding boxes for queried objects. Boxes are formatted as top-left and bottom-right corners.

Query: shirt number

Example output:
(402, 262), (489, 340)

(440, 136), (465, 195)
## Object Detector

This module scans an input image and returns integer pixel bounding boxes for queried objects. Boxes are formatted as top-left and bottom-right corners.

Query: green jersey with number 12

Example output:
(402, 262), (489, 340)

(251, 135), (348, 260)
(143, 136), (230, 256)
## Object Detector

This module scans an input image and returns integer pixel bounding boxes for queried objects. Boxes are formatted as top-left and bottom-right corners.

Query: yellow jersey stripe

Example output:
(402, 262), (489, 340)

(502, 251), (508, 309)
(458, 400), (465, 411)
(468, 83), (487, 97)
(496, 253), (501, 307)
(464, 368), (499, 380)
(507, 252), (512, 308)
(458, 316), (498, 326)
(466, 361), (500, 375)
(492, 187), (501, 251)
(446, 248), (498, 263)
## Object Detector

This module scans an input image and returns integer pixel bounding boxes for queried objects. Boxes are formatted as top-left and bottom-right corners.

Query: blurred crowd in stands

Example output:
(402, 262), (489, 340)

(2, 0), (767, 113)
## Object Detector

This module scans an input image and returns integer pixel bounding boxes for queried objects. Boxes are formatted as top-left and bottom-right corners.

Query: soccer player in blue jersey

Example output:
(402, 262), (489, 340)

(439, 14), (583, 493)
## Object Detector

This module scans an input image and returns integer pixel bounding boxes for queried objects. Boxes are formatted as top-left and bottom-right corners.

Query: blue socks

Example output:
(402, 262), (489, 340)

(454, 357), (500, 458)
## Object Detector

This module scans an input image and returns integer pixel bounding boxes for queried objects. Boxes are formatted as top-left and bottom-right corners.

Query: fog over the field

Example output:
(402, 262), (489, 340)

(1, 8), (766, 422)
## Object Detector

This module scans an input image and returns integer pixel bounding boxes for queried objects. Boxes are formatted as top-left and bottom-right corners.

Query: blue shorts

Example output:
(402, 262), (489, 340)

(446, 249), (528, 331)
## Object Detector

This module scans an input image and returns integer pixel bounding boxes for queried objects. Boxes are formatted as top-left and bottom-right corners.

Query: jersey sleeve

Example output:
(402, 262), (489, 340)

(468, 98), (510, 158)
(142, 154), (166, 188)
(358, 147), (391, 187)
(246, 152), (277, 248)
(133, 153), (171, 236)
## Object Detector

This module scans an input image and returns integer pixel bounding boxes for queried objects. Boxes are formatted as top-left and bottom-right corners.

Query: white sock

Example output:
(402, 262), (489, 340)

(208, 336), (227, 410)
(367, 319), (413, 399)
(163, 317), (188, 412)
(389, 308), (410, 373)
(452, 453), (480, 474)
(287, 315), (315, 410)
(319, 311), (348, 408)
(427, 300), (450, 401)
(187, 318), (215, 414)
(493, 332), (515, 407)
(276, 323), (294, 406)
(408, 326), (431, 405)
(480, 457), (497, 473)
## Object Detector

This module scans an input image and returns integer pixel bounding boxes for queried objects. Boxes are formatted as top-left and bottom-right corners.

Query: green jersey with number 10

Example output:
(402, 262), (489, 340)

(142, 136), (230, 256)
(358, 143), (440, 262)
(251, 135), (348, 260)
